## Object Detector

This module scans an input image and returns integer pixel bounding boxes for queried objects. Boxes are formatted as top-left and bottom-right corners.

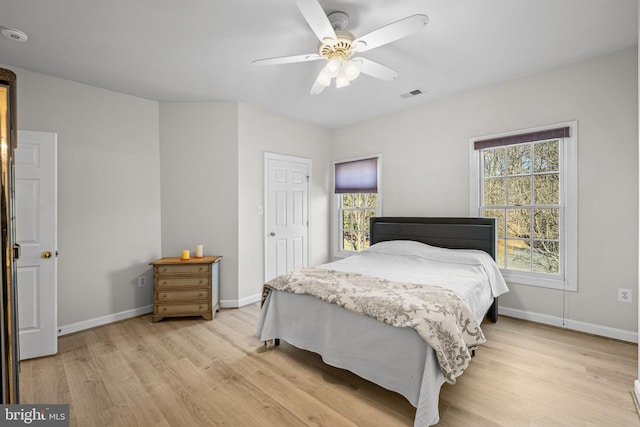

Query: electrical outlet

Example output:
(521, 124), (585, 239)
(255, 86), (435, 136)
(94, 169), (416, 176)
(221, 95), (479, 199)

(618, 288), (632, 303)
(137, 276), (147, 287)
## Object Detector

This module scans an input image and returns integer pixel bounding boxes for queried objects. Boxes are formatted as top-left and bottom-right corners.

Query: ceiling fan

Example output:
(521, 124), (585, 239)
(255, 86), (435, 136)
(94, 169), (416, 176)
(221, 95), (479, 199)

(252, 0), (429, 95)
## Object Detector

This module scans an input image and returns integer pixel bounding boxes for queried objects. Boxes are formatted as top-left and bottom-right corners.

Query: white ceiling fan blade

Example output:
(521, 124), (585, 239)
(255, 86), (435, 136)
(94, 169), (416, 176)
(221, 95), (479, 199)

(351, 58), (398, 81)
(252, 53), (322, 66)
(296, 0), (337, 45)
(352, 14), (429, 53)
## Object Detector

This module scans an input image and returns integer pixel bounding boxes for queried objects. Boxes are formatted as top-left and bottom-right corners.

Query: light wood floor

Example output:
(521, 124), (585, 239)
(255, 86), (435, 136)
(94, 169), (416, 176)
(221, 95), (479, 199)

(19, 304), (640, 426)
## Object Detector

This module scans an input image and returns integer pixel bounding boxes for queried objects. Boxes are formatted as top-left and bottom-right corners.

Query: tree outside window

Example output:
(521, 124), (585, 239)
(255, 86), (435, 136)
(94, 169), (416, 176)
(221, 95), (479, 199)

(481, 139), (560, 274)
(340, 193), (377, 251)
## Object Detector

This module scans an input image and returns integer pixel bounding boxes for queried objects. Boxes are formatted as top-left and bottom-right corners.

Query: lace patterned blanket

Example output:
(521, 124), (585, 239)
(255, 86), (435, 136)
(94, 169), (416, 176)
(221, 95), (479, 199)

(263, 267), (486, 384)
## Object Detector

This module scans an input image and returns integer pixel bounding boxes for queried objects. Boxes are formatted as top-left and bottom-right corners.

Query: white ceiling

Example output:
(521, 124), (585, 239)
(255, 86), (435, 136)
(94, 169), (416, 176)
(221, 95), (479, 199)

(0, 0), (637, 129)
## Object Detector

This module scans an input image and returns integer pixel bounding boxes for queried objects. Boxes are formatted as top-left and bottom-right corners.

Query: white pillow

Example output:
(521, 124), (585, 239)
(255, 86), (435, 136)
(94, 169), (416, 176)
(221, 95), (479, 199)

(366, 240), (509, 296)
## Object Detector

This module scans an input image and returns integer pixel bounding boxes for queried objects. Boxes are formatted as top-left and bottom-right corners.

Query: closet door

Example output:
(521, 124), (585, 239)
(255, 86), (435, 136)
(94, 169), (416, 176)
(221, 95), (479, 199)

(265, 153), (310, 281)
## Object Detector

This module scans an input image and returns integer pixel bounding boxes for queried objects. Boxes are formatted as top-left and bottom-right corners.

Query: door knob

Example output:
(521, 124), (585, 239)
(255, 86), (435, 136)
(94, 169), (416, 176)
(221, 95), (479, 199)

(41, 251), (52, 259)
(270, 232), (275, 236)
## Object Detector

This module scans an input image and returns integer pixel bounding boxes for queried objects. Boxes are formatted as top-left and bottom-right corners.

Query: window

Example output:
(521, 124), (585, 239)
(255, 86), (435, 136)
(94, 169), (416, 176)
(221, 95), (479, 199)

(469, 123), (577, 291)
(334, 156), (382, 256)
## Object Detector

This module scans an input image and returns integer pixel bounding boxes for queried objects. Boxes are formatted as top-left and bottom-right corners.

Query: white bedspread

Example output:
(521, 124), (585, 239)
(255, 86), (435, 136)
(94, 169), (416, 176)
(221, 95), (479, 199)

(319, 240), (509, 321)
(255, 240), (508, 426)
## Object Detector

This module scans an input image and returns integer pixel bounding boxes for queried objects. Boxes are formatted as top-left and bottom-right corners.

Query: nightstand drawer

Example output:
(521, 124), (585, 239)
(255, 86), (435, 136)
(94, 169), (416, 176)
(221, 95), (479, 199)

(155, 277), (209, 288)
(155, 264), (211, 275)
(154, 302), (210, 315)
(156, 289), (210, 302)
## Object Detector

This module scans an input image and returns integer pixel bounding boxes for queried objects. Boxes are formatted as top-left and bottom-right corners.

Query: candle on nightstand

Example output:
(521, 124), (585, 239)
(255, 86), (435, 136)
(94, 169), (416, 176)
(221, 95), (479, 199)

(181, 250), (190, 260)
(195, 244), (203, 258)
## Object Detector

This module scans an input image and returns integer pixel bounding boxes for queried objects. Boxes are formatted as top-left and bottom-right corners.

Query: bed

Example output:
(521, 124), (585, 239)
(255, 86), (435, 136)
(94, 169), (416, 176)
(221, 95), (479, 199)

(255, 217), (509, 426)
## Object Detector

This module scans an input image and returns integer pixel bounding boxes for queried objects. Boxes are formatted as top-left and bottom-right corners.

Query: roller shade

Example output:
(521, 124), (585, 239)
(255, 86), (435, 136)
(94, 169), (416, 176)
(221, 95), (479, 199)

(335, 157), (378, 193)
(474, 126), (570, 150)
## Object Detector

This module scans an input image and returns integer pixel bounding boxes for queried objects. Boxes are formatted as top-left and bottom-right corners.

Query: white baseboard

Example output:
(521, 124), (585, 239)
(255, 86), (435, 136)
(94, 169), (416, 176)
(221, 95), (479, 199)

(498, 306), (638, 343)
(58, 304), (153, 336)
(58, 294), (263, 336)
(634, 380), (640, 412)
(220, 293), (261, 309)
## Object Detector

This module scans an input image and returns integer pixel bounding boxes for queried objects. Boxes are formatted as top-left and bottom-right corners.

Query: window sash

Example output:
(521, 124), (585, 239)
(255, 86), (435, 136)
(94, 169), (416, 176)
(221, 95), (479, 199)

(480, 139), (562, 275)
(338, 194), (377, 252)
(481, 206), (562, 275)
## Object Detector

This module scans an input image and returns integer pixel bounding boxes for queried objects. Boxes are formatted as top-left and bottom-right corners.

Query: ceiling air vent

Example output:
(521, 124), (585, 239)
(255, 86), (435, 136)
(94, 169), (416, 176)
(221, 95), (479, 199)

(400, 89), (423, 99)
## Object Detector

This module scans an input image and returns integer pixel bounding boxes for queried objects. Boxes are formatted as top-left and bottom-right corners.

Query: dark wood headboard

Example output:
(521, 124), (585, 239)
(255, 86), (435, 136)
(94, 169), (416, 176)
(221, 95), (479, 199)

(369, 217), (497, 259)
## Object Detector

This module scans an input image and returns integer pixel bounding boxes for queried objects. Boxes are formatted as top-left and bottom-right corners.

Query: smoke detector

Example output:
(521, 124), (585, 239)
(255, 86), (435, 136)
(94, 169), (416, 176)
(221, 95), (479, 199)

(0, 27), (28, 42)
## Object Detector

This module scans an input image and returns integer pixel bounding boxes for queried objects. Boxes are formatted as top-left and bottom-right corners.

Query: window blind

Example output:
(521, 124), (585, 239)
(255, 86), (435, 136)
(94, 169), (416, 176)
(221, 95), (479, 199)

(474, 126), (570, 150)
(334, 157), (378, 193)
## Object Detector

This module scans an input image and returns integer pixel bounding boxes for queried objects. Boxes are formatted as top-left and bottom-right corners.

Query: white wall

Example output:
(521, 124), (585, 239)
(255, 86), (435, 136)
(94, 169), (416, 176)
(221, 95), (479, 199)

(6, 66), (162, 326)
(159, 102), (239, 302)
(159, 102), (331, 307)
(237, 103), (331, 304)
(332, 47), (639, 334)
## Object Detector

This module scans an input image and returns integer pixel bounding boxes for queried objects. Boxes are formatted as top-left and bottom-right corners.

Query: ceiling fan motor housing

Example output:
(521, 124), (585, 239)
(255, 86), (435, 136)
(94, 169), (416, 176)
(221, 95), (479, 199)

(328, 11), (349, 31)
(318, 30), (354, 60)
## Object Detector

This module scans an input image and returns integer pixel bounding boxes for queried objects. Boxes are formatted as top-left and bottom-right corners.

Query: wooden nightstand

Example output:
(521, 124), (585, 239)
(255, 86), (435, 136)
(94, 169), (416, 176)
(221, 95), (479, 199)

(150, 256), (221, 322)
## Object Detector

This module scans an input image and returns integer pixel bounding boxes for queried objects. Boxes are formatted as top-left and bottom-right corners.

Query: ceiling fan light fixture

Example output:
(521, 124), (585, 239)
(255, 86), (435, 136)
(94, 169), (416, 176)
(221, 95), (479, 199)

(335, 74), (350, 88)
(316, 68), (332, 86)
(343, 60), (360, 81)
(325, 57), (342, 77)
(319, 57), (360, 90)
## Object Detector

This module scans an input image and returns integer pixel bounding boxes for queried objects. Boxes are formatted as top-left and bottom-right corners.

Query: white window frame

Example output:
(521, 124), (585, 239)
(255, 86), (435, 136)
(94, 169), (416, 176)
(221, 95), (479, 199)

(469, 121), (578, 291)
(333, 154), (382, 258)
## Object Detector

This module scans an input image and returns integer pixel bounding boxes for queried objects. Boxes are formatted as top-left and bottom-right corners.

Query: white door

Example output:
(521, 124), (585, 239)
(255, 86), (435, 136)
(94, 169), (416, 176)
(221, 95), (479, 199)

(265, 153), (310, 281)
(15, 130), (58, 360)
